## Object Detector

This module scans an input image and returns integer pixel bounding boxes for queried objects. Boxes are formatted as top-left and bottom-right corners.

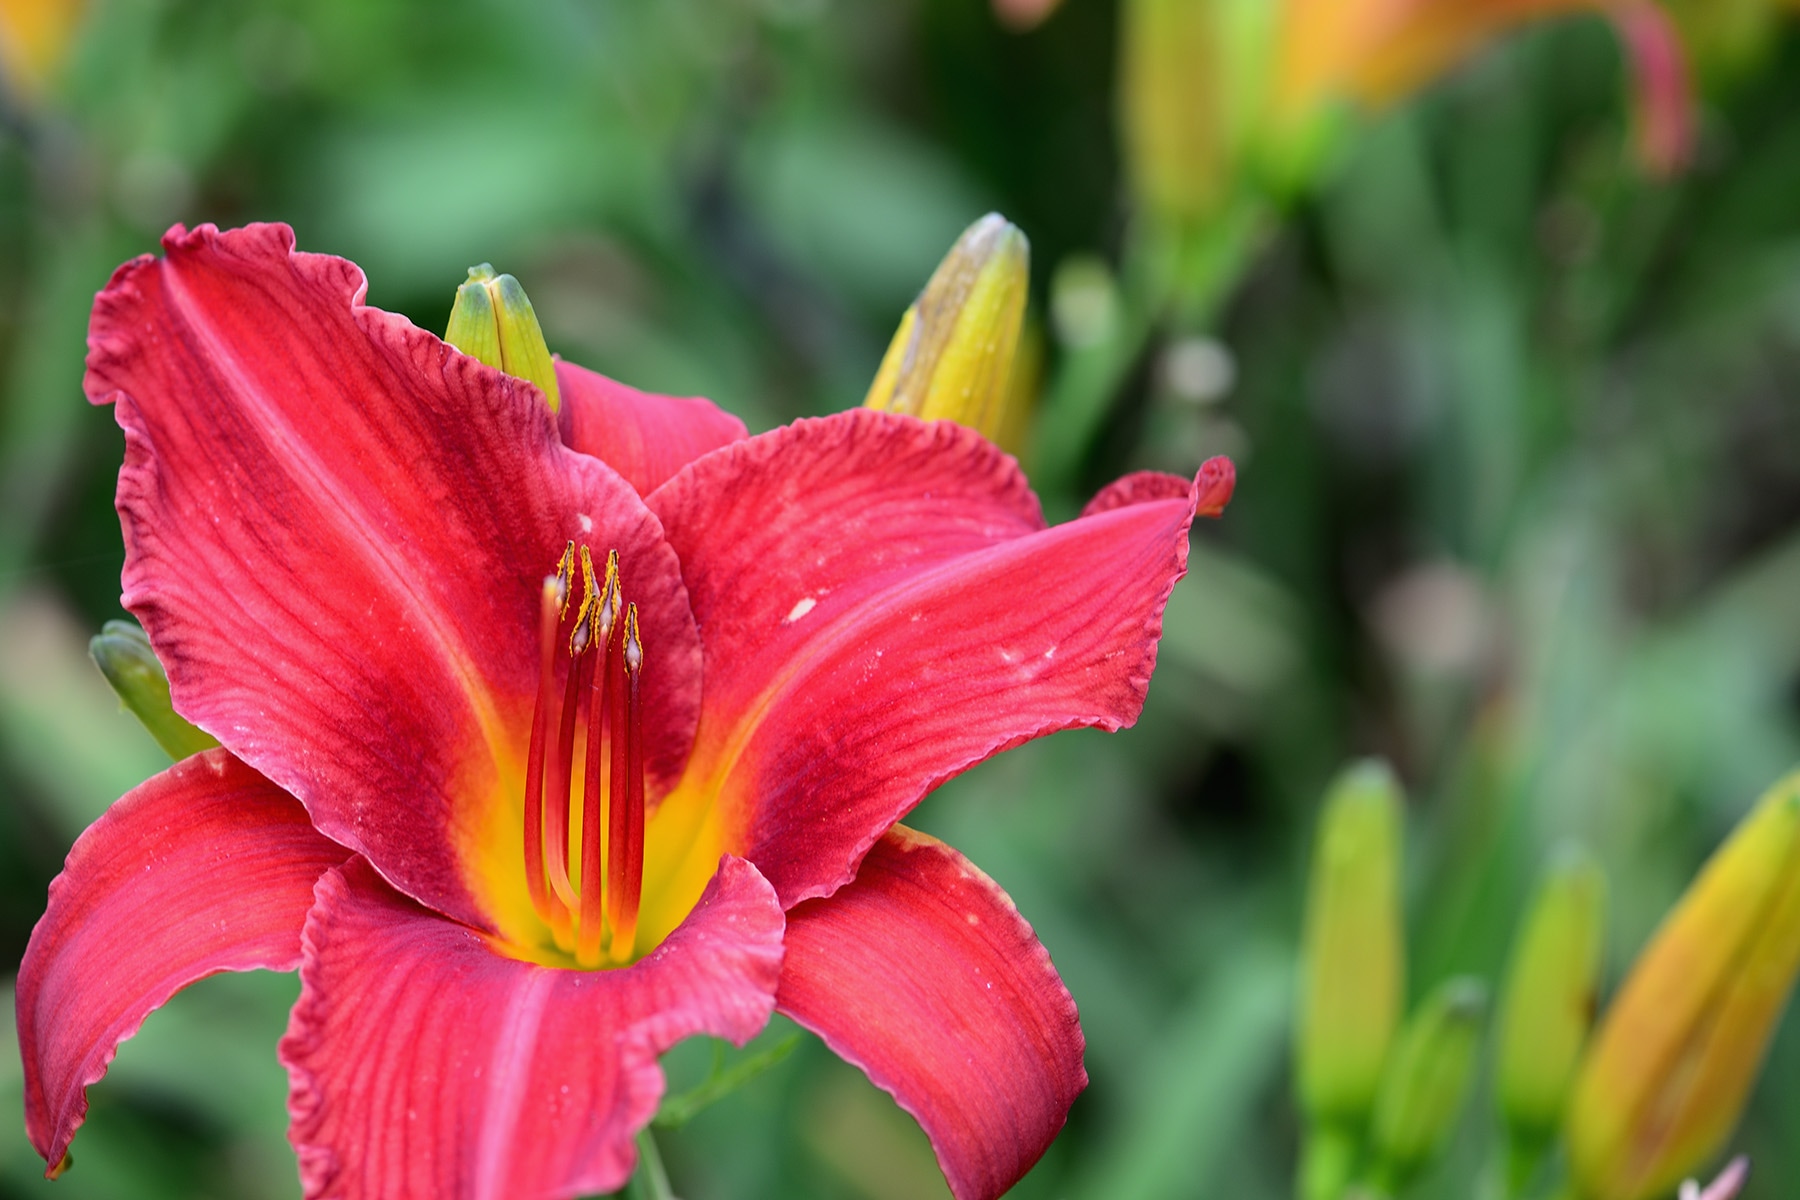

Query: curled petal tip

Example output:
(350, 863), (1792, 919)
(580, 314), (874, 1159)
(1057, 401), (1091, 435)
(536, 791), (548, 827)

(1193, 455), (1235, 518)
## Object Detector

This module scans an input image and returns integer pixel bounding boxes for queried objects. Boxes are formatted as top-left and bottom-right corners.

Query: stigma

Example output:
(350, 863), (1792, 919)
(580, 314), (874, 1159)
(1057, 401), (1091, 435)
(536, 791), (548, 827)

(521, 541), (647, 968)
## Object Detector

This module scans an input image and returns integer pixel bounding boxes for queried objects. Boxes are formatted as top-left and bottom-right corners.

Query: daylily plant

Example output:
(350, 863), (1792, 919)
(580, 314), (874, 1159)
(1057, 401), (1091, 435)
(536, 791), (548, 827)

(17, 223), (1234, 1199)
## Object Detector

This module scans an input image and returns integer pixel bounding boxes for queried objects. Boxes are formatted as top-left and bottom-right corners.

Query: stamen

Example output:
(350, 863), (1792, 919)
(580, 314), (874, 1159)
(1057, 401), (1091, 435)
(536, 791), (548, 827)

(552, 542), (575, 616)
(606, 602), (645, 963)
(520, 573), (563, 925)
(575, 551), (621, 969)
(544, 547), (598, 911)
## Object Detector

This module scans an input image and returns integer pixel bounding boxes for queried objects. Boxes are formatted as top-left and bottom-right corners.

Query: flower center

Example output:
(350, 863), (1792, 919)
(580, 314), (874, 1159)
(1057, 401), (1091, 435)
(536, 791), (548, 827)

(521, 542), (648, 969)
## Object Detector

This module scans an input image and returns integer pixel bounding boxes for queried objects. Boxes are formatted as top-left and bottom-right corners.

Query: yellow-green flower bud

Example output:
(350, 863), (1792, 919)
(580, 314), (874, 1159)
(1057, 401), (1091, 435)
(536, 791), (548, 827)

(444, 264), (561, 413)
(89, 620), (219, 760)
(1297, 759), (1406, 1123)
(1496, 845), (1607, 1139)
(1119, 0), (1225, 226)
(1567, 769), (1800, 1200)
(863, 213), (1029, 444)
(1367, 978), (1488, 1190)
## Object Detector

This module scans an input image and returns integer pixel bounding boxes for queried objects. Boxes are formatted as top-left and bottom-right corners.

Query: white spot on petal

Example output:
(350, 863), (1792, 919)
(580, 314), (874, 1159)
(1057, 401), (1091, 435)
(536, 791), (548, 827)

(578, 513), (594, 533)
(784, 597), (818, 624)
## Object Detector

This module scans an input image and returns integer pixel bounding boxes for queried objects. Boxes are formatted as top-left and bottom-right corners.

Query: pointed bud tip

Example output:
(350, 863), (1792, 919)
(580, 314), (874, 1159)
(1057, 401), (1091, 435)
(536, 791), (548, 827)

(959, 212), (1029, 270)
(865, 212), (1032, 442)
(444, 263), (561, 413)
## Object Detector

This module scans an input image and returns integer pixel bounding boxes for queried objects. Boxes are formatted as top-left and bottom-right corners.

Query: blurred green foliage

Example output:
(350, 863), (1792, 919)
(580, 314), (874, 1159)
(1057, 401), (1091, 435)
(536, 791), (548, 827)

(2, 1), (1799, 1198)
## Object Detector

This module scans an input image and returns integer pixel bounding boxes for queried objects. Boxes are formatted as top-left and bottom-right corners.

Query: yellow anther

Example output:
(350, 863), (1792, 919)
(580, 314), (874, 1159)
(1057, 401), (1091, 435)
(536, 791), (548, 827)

(623, 603), (642, 675)
(553, 542), (575, 617)
(598, 549), (621, 642)
(569, 546), (598, 657)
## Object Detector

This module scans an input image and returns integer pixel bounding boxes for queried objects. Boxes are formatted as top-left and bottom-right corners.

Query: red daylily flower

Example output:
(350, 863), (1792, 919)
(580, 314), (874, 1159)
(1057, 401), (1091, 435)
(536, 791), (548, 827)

(17, 223), (1234, 1200)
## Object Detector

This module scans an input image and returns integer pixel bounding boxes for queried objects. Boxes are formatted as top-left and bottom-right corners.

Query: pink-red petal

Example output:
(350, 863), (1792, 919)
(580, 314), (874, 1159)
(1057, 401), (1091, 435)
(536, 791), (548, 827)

(1612, 0), (1694, 178)
(1081, 457), (1234, 519)
(777, 826), (1085, 1200)
(281, 855), (784, 1200)
(17, 750), (349, 1174)
(650, 410), (1213, 907)
(85, 223), (702, 933)
(556, 361), (748, 496)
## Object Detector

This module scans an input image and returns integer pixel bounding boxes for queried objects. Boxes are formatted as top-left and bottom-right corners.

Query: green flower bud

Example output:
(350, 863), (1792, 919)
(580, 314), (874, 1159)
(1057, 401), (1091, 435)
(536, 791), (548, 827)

(444, 264), (561, 412)
(1495, 845), (1606, 1139)
(1297, 759), (1406, 1123)
(1567, 769), (1800, 1200)
(89, 620), (219, 760)
(1368, 978), (1488, 1191)
(863, 213), (1030, 444)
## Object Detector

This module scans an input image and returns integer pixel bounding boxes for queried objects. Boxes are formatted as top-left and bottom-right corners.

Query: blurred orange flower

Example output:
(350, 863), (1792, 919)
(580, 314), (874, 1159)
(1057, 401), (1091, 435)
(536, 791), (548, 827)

(1273, 0), (1693, 173)
(0, 0), (85, 103)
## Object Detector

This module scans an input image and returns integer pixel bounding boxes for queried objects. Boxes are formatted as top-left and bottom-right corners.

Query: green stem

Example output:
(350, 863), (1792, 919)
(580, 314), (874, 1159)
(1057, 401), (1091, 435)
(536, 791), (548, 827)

(1499, 1131), (1546, 1200)
(622, 1129), (675, 1200)
(1032, 191), (1268, 500)
(1299, 1123), (1360, 1200)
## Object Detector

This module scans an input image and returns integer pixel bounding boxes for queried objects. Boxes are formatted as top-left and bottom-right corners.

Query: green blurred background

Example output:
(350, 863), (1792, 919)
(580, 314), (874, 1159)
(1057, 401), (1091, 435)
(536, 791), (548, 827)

(1, 1), (1798, 1197)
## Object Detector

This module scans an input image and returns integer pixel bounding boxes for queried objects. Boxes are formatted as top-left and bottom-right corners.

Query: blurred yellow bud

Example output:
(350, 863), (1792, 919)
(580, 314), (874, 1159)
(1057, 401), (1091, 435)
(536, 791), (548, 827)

(1119, 0), (1226, 225)
(1297, 759), (1406, 1123)
(444, 264), (561, 413)
(1368, 978), (1488, 1190)
(1567, 769), (1800, 1200)
(1496, 845), (1607, 1138)
(863, 213), (1029, 444)
(89, 619), (219, 761)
